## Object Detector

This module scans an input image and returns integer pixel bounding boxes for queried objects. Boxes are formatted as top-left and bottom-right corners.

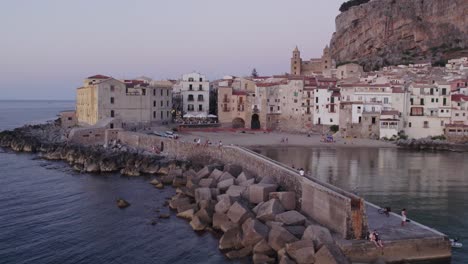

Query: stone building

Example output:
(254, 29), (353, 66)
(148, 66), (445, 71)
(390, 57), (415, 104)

(290, 46), (334, 76)
(180, 72), (210, 116)
(76, 75), (172, 127)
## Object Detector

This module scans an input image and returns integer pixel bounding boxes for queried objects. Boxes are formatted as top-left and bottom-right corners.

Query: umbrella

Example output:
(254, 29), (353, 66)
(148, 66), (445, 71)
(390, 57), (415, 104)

(184, 114), (194, 118)
(207, 114), (217, 118)
(196, 113), (207, 118)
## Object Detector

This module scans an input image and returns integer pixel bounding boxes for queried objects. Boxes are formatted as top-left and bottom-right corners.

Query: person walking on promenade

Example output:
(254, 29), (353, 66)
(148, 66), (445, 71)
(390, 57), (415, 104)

(401, 208), (407, 226)
(218, 140), (223, 148)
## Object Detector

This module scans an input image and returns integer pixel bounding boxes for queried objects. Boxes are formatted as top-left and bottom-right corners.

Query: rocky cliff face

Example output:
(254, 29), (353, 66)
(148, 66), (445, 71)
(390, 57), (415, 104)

(330, 0), (468, 70)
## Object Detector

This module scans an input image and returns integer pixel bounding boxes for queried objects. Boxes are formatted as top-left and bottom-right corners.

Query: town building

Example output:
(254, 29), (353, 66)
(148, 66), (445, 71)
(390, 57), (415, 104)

(290, 46), (334, 76)
(180, 72), (210, 117)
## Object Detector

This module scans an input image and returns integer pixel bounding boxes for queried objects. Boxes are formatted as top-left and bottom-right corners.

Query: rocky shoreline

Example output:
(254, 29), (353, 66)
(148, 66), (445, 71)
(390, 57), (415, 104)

(396, 138), (468, 152)
(0, 123), (353, 263)
(0, 123), (186, 176)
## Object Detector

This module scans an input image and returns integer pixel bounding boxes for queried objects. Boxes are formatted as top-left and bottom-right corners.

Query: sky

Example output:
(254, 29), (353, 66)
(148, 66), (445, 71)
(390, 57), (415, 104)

(0, 0), (343, 100)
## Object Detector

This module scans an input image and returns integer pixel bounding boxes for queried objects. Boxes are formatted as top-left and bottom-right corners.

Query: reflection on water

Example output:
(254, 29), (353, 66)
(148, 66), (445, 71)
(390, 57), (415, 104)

(252, 146), (468, 263)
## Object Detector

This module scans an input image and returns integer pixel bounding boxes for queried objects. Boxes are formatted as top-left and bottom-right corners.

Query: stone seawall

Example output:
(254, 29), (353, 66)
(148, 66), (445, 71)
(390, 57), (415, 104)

(117, 131), (368, 239)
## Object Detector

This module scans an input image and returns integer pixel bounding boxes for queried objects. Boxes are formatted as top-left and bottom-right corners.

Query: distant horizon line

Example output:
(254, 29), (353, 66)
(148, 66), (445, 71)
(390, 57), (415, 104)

(0, 99), (75, 101)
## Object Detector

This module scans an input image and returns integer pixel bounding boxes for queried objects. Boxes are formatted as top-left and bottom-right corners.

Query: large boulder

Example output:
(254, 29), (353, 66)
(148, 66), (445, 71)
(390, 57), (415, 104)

(269, 192), (296, 210)
(267, 225), (299, 251)
(194, 208), (213, 225)
(239, 178), (255, 187)
(161, 174), (175, 185)
(169, 196), (191, 210)
(279, 255), (296, 264)
(302, 224), (334, 251)
(256, 199), (285, 222)
(183, 169), (198, 181)
(189, 215), (207, 231)
(215, 195), (233, 214)
(116, 199), (130, 209)
(227, 202), (253, 225)
(253, 239), (275, 256)
(285, 240), (315, 264)
(314, 244), (350, 264)
(194, 187), (212, 203)
(249, 184), (278, 204)
(169, 168), (183, 178)
(219, 227), (243, 250)
(226, 185), (247, 198)
(241, 218), (270, 247)
(275, 211), (306, 226)
(217, 178), (234, 192)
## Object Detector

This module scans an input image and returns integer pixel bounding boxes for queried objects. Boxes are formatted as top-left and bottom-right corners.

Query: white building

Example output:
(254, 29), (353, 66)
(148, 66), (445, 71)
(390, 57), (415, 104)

(180, 72), (210, 116)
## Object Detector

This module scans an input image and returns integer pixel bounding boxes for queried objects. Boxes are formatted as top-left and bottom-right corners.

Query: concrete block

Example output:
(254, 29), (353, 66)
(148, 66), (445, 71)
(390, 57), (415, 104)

(269, 191), (296, 210)
(196, 166), (212, 180)
(314, 243), (350, 264)
(279, 255), (296, 264)
(267, 225), (299, 251)
(241, 218), (270, 247)
(302, 224), (334, 251)
(226, 246), (253, 260)
(219, 171), (235, 182)
(275, 210), (306, 226)
(226, 185), (247, 198)
(236, 171), (254, 184)
(239, 178), (255, 187)
(213, 212), (230, 230)
(194, 187), (212, 203)
(253, 239), (275, 256)
(217, 178), (234, 192)
(285, 240), (315, 264)
(227, 202), (253, 225)
(224, 164), (243, 177)
(253, 253), (275, 264)
(249, 184), (278, 204)
(219, 227), (243, 250)
(194, 208), (213, 225)
(209, 169), (224, 182)
(190, 215), (207, 231)
(285, 225), (306, 239)
(199, 178), (215, 188)
(215, 195), (232, 214)
(256, 199), (285, 222)
(177, 209), (194, 220)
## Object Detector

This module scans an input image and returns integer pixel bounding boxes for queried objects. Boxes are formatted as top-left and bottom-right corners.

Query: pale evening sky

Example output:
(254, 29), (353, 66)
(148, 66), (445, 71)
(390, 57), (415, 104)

(0, 0), (343, 100)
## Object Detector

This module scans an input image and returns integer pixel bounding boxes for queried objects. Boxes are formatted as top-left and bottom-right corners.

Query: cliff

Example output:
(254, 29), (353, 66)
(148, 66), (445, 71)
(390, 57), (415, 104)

(330, 0), (468, 70)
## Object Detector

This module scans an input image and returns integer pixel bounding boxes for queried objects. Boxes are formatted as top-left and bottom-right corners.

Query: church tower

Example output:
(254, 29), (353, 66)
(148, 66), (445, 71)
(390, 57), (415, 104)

(321, 45), (333, 72)
(291, 46), (302, 76)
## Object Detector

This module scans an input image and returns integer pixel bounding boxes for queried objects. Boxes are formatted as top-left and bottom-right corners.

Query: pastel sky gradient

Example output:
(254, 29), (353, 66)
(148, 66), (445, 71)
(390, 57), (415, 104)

(0, 0), (343, 100)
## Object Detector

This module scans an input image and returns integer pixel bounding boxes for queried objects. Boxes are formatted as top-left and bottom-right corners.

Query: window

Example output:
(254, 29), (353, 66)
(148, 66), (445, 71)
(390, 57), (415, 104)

(153, 89), (156, 96)
(167, 90), (169, 96)
(198, 105), (203, 111)
(153, 111), (156, 118)
(442, 88), (447, 95)
(441, 120), (444, 126)
(410, 98), (413, 105)
(167, 111), (170, 118)
(188, 77), (194, 82)
(384, 97), (389, 104)
(372, 117), (376, 124)
(431, 98), (434, 103)
(110, 110), (115, 117)
(153, 101), (156, 107)
(199, 77), (203, 82)
(110, 85), (115, 92)
(270, 106), (273, 112)
(142, 89), (146, 96)
(315, 97), (318, 103)
(277, 106), (280, 111)
(188, 94), (194, 101)
(189, 84), (193, 90)
(188, 104), (194, 111)
(443, 98), (447, 106)
(420, 98), (424, 105)
(110, 97), (114, 104)
(198, 95), (204, 101)
(160, 101), (163, 107)
(410, 107), (424, 116)
(161, 111), (163, 119)
(199, 84), (203, 91)
(167, 101), (169, 107)
(161, 89), (163, 96)
(67, 117), (72, 121)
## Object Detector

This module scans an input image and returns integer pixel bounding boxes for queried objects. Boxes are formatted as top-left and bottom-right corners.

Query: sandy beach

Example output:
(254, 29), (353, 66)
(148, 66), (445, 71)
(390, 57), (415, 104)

(175, 130), (396, 149)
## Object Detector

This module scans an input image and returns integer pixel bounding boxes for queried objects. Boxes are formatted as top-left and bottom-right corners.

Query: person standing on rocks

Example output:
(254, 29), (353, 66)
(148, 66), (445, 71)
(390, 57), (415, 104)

(299, 168), (305, 176)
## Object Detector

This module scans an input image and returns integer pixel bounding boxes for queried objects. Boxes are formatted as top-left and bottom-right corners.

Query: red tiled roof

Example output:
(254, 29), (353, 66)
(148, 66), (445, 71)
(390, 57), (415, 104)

(232, 91), (247, 96)
(451, 94), (468, 102)
(392, 87), (404, 93)
(87, 74), (110, 79)
(381, 110), (400, 115)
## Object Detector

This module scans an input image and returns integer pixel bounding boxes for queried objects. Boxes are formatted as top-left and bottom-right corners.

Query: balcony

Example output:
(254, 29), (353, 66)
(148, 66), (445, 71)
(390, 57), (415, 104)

(223, 99), (229, 103)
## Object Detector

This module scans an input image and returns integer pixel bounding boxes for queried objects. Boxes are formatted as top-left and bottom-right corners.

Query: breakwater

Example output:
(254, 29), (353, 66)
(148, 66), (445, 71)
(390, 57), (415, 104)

(0, 125), (452, 263)
(397, 138), (468, 152)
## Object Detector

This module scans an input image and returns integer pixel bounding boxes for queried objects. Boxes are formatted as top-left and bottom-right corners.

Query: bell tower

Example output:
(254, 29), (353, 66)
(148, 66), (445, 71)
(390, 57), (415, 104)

(291, 46), (302, 76)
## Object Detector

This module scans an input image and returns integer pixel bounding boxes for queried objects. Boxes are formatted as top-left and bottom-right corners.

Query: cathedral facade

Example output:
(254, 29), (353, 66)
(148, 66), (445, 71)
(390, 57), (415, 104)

(290, 46), (334, 76)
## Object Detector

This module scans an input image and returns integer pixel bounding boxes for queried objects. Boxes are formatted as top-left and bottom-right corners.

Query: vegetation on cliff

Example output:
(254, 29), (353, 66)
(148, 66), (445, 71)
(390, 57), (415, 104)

(339, 0), (370, 12)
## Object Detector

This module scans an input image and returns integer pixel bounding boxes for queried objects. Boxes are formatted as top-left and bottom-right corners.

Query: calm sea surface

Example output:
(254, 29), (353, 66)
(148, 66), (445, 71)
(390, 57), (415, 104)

(0, 100), (230, 264)
(252, 146), (468, 263)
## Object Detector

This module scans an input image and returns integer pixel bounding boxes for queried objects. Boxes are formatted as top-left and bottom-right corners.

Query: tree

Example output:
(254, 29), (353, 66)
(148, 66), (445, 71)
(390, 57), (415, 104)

(339, 0), (370, 12)
(251, 68), (259, 78)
